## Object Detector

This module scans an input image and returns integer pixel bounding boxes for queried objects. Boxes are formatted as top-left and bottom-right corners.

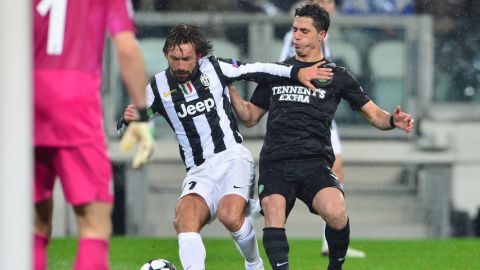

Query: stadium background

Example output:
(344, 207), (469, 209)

(50, 0), (480, 240)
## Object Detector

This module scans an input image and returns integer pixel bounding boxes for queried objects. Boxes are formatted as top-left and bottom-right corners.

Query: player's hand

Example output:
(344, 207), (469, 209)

(123, 104), (139, 123)
(298, 61), (333, 91)
(392, 105), (415, 133)
(120, 107), (154, 169)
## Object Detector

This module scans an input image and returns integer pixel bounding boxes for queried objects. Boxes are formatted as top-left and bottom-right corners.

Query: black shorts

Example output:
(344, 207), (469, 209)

(258, 158), (343, 217)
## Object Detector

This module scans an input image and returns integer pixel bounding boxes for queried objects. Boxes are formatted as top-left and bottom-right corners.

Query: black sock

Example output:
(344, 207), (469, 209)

(325, 219), (350, 270)
(263, 227), (289, 270)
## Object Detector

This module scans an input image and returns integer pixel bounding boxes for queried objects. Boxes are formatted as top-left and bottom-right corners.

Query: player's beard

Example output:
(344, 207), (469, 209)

(173, 63), (199, 83)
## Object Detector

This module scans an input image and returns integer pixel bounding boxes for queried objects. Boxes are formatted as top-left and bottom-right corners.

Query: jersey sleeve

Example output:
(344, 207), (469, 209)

(250, 80), (271, 110)
(117, 77), (164, 136)
(215, 57), (297, 83)
(107, 0), (135, 36)
(340, 69), (371, 110)
(147, 77), (168, 118)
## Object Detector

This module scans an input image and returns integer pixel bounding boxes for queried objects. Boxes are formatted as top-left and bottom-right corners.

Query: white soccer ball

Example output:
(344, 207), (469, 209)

(140, 258), (176, 270)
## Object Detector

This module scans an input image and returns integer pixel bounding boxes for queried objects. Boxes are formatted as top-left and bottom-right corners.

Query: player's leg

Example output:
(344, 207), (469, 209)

(217, 145), (263, 270)
(34, 199), (53, 270)
(174, 194), (211, 270)
(33, 147), (57, 270)
(258, 160), (297, 270)
(218, 195), (263, 270)
(312, 187), (349, 270)
(73, 202), (112, 270)
(55, 142), (113, 270)
(325, 122), (365, 259)
(322, 156), (365, 259)
(175, 169), (217, 270)
(321, 154), (344, 256)
(295, 159), (348, 270)
(261, 194), (289, 270)
(321, 122), (344, 254)
(322, 154), (344, 255)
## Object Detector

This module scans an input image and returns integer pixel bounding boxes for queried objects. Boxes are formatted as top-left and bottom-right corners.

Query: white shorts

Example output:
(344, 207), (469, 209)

(179, 144), (255, 221)
(331, 120), (342, 155)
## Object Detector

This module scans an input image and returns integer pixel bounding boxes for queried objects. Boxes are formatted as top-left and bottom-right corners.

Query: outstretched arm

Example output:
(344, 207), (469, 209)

(228, 84), (267, 128)
(113, 32), (148, 109)
(359, 102), (414, 133)
(217, 58), (332, 91)
(113, 32), (154, 168)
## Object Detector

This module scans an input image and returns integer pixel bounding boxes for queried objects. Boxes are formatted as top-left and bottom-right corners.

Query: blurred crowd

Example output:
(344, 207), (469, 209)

(131, 0), (480, 102)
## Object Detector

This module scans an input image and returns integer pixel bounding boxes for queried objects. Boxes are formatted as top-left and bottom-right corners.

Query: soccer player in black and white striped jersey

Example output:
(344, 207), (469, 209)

(118, 24), (333, 270)
(279, 0), (366, 259)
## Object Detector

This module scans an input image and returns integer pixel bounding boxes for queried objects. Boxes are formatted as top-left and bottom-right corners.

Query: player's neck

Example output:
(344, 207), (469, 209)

(295, 50), (324, 63)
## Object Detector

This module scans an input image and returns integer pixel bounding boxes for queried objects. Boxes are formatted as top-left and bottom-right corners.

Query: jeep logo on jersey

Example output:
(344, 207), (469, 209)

(177, 98), (216, 118)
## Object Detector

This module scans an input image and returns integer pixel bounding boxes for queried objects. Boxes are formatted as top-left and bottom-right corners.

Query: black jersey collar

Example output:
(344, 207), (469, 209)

(285, 57), (334, 68)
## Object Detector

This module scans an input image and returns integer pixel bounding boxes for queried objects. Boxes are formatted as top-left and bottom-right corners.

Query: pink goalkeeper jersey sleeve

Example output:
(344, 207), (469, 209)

(34, 0), (135, 146)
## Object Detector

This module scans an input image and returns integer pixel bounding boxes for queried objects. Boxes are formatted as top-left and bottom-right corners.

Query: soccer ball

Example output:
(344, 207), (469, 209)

(140, 258), (176, 270)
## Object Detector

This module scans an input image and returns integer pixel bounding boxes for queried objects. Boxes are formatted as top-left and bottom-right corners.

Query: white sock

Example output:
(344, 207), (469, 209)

(231, 218), (261, 264)
(322, 220), (329, 250)
(178, 232), (206, 270)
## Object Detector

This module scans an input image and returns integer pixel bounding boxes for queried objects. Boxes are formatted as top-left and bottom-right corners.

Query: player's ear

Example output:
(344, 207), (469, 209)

(318, 30), (327, 41)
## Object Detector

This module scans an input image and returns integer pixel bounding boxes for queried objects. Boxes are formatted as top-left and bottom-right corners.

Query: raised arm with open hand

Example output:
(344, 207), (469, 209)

(391, 105), (415, 133)
(360, 102), (415, 132)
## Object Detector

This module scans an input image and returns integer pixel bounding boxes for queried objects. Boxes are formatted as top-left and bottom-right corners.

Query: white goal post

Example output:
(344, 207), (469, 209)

(0, 1), (33, 269)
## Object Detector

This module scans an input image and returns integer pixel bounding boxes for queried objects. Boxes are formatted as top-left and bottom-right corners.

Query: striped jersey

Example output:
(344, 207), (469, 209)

(120, 56), (298, 169)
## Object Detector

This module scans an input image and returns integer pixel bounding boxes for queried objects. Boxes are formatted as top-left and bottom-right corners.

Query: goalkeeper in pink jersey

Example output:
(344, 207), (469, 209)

(33, 0), (153, 269)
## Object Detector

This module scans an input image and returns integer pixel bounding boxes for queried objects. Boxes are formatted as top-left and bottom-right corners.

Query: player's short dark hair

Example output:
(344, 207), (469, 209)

(163, 23), (213, 57)
(294, 3), (330, 32)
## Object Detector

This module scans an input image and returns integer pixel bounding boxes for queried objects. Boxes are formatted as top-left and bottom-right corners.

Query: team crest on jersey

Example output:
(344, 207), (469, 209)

(313, 78), (332, 87)
(179, 81), (195, 95)
(200, 74), (210, 87)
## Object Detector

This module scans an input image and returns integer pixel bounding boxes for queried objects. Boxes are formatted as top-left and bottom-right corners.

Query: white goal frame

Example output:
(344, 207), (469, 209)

(0, 1), (33, 269)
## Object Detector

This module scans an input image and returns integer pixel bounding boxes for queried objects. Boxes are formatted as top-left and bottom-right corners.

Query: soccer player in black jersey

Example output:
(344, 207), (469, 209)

(279, 0), (366, 258)
(228, 4), (414, 270)
(118, 24), (333, 270)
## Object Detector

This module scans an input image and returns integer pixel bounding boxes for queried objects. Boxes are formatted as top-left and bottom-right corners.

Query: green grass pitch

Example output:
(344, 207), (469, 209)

(47, 237), (480, 269)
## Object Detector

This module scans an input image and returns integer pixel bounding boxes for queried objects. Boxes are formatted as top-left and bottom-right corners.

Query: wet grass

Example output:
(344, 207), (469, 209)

(47, 237), (480, 269)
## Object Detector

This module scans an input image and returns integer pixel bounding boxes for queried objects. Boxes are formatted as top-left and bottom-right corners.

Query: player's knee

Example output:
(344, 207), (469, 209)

(35, 199), (54, 236)
(323, 204), (347, 229)
(34, 220), (52, 237)
(78, 222), (111, 239)
(217, 208), (243, 232)
(173, 212), (203, 233)
(261, 196), (282, 214)
(173, 214), (186, 233)
(76, 215), (112, 239)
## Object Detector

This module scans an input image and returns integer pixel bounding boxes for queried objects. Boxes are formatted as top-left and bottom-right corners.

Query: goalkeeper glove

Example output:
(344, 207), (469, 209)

(119, 107), (154, 169)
